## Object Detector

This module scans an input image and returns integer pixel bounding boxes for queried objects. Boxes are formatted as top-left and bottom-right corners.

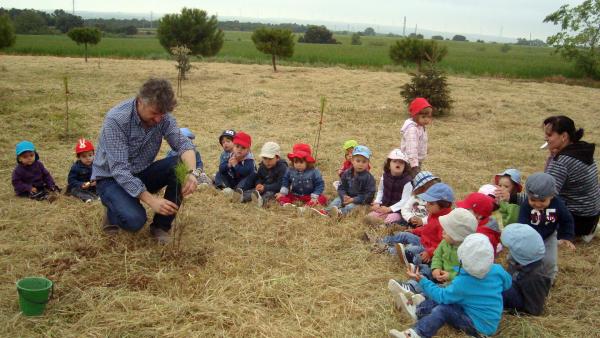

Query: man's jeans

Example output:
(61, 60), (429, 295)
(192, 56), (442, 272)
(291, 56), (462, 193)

(414, 299), (481, 338)
(97, 156), (182, 232)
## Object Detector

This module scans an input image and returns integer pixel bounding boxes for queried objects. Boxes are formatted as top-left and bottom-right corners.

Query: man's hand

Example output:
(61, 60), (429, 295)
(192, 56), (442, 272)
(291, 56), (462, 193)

(558, 239), (576, 250)
(181, 174), (197, 197)
(419, 251), (432, 263)
(149, 197), (178, 216)
(82, 181), (91, 189)
(256, 184), (264, 193)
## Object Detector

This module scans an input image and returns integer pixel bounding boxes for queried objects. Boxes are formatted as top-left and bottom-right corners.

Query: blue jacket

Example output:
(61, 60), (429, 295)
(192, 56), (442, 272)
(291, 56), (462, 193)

(67, 160), (94, 192)
(256, 159), (288, 193)
(338, 168), (376, 204)
(218, 150), (231, 167)
(280, 167), (325, 199)
(166, 149), (203, 169)
(518, 196), (575, 241)
(218, 152), (255, 184)
(419, 264), (512, 336)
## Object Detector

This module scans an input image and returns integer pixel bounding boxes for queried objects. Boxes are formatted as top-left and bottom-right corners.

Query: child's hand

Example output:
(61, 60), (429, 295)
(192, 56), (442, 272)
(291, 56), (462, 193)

(371, 203), (381, 211)
(419, 251), (432, 263)
(379, 206), (392, 213)
(31, 187), (37, 193)
(228, 157), (238, 167)
(275, 193), (282, 200)
(343, 196), (353, 205)
(409, 217), (423, 227)
(495, 186), (510, 202)
(255, 184), (264, 193)
(437, 270), (450, 282)
(406, 265), (422, 282)
(336, 169), (343, 176)
(558, 239), (576, 250)
(432, 269), (443, 281)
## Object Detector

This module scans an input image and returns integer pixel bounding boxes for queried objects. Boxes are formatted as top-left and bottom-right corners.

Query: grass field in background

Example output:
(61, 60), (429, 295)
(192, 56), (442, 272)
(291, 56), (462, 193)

(3, 31), (581, 79)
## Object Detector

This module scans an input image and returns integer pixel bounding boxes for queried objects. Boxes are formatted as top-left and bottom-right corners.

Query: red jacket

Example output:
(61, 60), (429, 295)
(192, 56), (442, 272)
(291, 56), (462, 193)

(412, 207), (452, 256)
(476, 216), (501, 255)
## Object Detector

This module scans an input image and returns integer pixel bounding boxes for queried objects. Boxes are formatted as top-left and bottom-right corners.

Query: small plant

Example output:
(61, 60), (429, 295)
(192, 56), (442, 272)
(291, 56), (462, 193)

(63, 76), (70, 137)
(400, 65), (453, 116)
(170, 160), (190, 254)
(171, 46), (192, 97)
(313, 96), (326, 162)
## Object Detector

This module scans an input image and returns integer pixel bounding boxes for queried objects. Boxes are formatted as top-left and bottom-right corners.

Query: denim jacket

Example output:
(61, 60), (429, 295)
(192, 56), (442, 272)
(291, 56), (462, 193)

(67, 160), (94, 192)
(280, 167), (324, 199)
(338, 168), (376, 204)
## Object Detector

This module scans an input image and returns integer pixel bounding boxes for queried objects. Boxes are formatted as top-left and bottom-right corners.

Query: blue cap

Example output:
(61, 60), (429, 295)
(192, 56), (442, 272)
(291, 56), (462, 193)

(180, 128), (195, 140)
(16, 141), (35, 156)
(412, 171), (439, 191)
(352, 145), (371, 159)
(501, 223), (545, 266)
(418, 182), (454, 202)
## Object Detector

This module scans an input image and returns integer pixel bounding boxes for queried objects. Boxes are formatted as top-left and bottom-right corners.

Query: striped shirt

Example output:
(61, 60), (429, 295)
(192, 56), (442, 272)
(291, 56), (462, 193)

(545, 155), (600, 217)
(92, 97), (193, 197)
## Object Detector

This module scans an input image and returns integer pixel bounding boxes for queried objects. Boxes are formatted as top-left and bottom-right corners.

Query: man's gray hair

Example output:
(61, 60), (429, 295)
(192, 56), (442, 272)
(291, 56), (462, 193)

(138, 78), (177, 114)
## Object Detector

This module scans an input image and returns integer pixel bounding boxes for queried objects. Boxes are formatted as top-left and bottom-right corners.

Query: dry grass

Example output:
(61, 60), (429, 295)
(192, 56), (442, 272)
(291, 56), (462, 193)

(1, 55), (599, 337)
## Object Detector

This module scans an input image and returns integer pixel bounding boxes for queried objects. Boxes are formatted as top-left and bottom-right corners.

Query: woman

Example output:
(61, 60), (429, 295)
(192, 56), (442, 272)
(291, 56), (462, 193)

(542, 115), (600, 241)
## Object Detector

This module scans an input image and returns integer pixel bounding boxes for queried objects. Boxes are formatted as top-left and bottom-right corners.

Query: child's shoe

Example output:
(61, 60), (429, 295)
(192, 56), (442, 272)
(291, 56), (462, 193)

(222, 187), (234, 195)
(389, 328), (421, 338)
(101, 209), (119, 236)
(397, 293), (417, 321)
(327, 206), (342, 218)
(232, 188), (244, 203)
(311, 208), (328, 217)
(332, 180), (340, 190)
(198, 172), (212, 185)
(251, 190), (263, 208)
(388, 279), (416, 298)
(395, 243), (411, 267)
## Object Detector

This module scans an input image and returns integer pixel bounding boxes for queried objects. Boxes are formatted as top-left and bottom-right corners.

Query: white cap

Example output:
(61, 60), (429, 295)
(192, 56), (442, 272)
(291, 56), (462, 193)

(478, 184), (497, 198)
(387, 148), (408, 162)
(457, 233), (494, 279)
(259, 141), (281, 159)
(439, 208), (478, 242)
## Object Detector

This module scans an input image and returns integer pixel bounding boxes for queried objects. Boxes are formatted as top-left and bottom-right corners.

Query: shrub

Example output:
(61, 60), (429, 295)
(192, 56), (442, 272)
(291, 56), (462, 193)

(299, 25), (337, 44)
(389, 38), (448, 71)
(431, 35), (444, 40)
(500, 43), (512, 53)
(0, 14), (16, 49)
(452, 35), (467, 42)
(351, 33), (362, 45)
(401, 66), (453, 116)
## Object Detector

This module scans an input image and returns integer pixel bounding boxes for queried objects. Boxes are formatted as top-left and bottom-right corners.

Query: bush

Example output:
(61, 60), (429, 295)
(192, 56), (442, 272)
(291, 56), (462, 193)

(452, 35), (467, 42)
(351, 33), (362, 45)
(0, 14), (16, 49)
(401, 66), (453, 116)
(431, 35), (444, 40)
(389, 38), (448, 71)
(500, 43), (512, 53)
(157, 8), (224, 57)
(299, 25), (337, 44)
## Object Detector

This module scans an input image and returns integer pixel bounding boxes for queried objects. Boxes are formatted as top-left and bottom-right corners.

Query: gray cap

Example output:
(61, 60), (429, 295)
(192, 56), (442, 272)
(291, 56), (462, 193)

(525, 172), (556, 199)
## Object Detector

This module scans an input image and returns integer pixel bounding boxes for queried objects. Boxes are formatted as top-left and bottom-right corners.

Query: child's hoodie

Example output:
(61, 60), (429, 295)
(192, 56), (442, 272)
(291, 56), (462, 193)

(411, 207), (451, 257)
(419, 233), (512, 336)
(400, 118), (427, 168)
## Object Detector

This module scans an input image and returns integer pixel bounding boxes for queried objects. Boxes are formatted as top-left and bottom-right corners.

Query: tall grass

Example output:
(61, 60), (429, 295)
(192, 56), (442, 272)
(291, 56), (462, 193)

(2, 32), (581, 79)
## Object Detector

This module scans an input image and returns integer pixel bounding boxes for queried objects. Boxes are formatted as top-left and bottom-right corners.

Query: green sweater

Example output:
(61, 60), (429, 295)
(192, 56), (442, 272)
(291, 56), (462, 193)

(430, 240), (460, 281)
(498, 201), (520, 227)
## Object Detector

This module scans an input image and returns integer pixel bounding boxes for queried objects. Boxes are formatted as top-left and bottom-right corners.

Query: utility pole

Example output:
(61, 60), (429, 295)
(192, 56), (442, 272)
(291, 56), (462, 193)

(529, 32), (532, 46)
(415, 24), (417, 35)
(403, 16), (406, 36)
(150, 11), (153, 28)
(72, 0), (75, 14)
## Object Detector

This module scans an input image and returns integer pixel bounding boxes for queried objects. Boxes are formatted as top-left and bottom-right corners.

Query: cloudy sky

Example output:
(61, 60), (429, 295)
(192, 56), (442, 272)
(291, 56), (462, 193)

(1, 0), (583, 39)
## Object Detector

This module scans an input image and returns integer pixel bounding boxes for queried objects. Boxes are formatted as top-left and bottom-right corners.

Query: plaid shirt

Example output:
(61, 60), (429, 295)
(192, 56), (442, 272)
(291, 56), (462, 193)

(400, 118), (428, 168)
(92, 97), (193, 197)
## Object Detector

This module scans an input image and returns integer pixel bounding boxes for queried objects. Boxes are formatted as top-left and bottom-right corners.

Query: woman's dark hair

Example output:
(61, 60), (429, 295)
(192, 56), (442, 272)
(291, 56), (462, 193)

(435, 200), (452, 209)
(383, 158), (410, 176)
(543, 115), (584, 142)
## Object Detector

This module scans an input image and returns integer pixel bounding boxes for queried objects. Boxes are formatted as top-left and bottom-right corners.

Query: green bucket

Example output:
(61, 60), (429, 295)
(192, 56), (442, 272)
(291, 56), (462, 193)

(16, 277), (53, 316)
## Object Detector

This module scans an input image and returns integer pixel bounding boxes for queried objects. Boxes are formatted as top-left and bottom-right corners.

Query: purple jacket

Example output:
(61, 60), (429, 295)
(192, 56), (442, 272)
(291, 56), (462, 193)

(12, 161), (57, 196)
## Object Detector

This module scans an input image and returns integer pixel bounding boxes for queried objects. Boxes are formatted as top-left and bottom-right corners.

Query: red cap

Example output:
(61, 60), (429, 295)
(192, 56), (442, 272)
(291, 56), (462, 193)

(75, 138), (94, 154)
(287, 143), (315, 163)
(408, 98), (432, 117)
(456, 192), (494, 218)
(233, 131), (252, 148)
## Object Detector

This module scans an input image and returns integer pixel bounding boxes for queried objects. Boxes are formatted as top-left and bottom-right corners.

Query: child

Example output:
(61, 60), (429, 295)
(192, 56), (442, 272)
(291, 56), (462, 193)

(165, 127), (211, 185)
(456, 192), (502, 254)
(250, 141), (288, 207)
(389, 208), (477, 296)
(389, 233), (512, 338)
(12, 140), (60, 201)
(495, 168), (522, 226)
(501, 223), (551, 316)
(325, 145), (376, 216)
(276, 143), (327, 207)
(379, 183), (454, 276)
(213, 129), (236, 189)
(401, 171), (440, 228)
(337, 139), (358, 176)
(518, 172), (575, 282)
(67, 138), (99, 202)
(218, 131), (256, 198)
(478, 184), (504, 229)
(366, 148), (413, 225)
(400, 98), (433, 173)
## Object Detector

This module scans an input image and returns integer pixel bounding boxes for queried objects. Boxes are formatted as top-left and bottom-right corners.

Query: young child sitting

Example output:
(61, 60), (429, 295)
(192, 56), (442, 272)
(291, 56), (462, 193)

(12, 140), (60, 201)
(67, 138), (99, 202)
(249, 141), (288, 207)
(218, 131), (256, 199)
(333, 139), (357, 188)
(400, 98), (433, 174)
(366, 148), (413, 226)
(276, 143), (327, 207)
(389, 208), (477, 296)
(518, 172), (575, 282)
(389, 233), (512, 338)
(456, 192), (502, 254)
(401, 171), (441, 228)
(495, 168), (522, 226)
(379, 183), (454, 274)
(501, 223), (552, 316)
(165, 127), (211, 185)
(214, 129), (236, 189)
(325, 145), (376, 217)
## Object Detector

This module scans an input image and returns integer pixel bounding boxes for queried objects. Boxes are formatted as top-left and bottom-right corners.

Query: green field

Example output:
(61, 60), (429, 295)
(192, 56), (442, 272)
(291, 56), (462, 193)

(3, 31), (581, 79)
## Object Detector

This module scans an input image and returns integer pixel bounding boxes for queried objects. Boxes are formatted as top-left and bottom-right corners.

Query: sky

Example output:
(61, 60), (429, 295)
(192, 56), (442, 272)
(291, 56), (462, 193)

(1, 0), (584, 39)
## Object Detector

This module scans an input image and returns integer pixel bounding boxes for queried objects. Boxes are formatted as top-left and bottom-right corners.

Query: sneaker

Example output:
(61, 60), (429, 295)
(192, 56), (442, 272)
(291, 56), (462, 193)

(251, 190), (263, 208)
(397, 293), (417, 321)
(47, 191), (59, 203)
(332, 180), (340, 190)
(222, 187), (234, 195)
(150, 226), (171, 245)
(297, 206), (307, 216)
(389, 328), (421, 338)
(582, 226), (598, 243)
(328, 206), (342, 218)
(395, 243), (411, 268)
(198, 172), (212, 185)
(412, 293), (425, 306)
(388, 279), (416, 298)
(311, 208), (328, 217)
(231, 188), (243, 203)
(101, 209), (119, 236)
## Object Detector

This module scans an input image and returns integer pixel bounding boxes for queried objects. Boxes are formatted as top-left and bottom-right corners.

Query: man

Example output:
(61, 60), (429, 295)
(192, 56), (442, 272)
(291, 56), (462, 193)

(92, 78), (198, 244)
